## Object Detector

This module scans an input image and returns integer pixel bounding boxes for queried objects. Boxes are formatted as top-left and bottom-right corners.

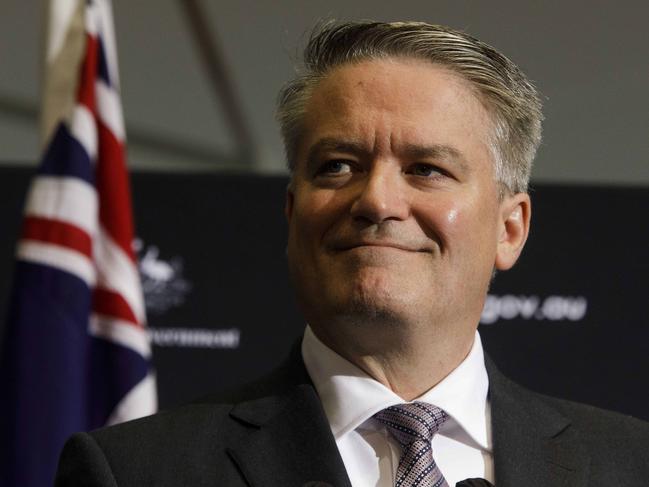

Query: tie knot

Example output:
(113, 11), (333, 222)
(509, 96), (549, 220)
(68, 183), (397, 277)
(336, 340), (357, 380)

(373, 402), (448, 447)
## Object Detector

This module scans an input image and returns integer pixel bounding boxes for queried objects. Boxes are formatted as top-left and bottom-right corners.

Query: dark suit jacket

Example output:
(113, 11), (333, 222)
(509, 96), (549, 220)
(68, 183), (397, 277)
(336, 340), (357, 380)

(55, 347), (649, 487)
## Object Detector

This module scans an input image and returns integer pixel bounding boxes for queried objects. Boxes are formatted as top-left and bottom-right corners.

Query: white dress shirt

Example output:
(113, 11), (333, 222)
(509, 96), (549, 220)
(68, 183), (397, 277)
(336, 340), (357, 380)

(301, 326), (493, 487)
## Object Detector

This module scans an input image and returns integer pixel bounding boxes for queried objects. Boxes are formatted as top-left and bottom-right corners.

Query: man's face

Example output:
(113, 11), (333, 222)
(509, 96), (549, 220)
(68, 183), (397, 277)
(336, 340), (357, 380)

(286, 59), (529, 337)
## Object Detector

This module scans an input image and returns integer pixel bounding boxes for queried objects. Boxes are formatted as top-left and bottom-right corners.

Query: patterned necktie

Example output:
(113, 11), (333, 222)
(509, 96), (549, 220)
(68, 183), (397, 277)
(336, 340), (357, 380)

(374, 402), (449, 487)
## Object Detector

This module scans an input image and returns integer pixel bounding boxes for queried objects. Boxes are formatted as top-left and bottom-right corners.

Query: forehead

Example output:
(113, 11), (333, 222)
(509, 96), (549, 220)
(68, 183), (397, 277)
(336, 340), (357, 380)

(298, 58), (493, 163)
(312, 58), (477, 109)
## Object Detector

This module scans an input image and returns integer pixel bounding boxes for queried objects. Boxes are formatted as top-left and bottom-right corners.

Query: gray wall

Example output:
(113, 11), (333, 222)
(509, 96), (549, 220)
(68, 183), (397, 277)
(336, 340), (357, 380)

(1, 0), (647, 184)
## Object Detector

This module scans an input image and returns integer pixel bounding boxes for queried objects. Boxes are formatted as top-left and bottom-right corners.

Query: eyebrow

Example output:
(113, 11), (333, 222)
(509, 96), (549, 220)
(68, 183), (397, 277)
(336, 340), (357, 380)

(306, 137), (469, 172)
(306, 138), (368, 162)
(400, 143), (469, 172)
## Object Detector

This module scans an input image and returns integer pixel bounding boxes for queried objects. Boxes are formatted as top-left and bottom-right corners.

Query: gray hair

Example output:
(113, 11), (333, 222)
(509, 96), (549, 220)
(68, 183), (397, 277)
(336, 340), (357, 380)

(276, 21), (543, 194)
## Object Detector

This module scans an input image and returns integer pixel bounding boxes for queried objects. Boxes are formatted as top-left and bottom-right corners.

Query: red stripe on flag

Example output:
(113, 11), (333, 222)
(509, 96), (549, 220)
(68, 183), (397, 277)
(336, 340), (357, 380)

(96, 120), (136, 262)
(93, 288), (140, 327)
(77, 34), (99, 113)
(21, 216), (93, 258)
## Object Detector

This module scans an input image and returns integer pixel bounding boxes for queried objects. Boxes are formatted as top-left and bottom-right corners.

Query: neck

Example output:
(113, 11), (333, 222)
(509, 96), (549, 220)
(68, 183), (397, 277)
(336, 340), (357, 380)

(310, 319), (476, 400)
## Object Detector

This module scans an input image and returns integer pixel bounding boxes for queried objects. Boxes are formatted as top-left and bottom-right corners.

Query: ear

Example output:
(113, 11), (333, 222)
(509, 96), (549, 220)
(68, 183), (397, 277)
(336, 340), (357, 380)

(495, 192), (531, 270)
(285, 184), (294, 223)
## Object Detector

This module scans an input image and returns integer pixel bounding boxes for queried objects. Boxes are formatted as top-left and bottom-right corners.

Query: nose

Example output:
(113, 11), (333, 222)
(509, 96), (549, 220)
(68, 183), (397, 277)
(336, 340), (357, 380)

(350, 164), (409, 223)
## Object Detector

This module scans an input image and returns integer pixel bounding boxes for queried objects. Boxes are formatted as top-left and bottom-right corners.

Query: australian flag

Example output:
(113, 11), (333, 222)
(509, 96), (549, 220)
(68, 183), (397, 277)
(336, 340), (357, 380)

(0, 1), (156, 485)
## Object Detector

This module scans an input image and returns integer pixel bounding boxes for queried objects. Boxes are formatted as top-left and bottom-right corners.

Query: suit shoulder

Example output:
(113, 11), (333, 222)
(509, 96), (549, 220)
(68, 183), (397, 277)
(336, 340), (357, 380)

(57, 350), (313, 485)
(487, 359), (649, 444)
(58, 400), (246, 486)
(92, 401), (231, 443)
(536, 392), (649, 441)
(66, 377), (279, 485)
(539, 392), (649, 477)
(489, 366), (649, 480)
(88, 356), (309, 450)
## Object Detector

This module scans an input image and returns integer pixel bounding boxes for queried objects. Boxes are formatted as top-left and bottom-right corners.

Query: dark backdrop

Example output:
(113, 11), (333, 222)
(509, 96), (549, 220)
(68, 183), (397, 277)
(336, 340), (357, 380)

(1, 166), (647, 420)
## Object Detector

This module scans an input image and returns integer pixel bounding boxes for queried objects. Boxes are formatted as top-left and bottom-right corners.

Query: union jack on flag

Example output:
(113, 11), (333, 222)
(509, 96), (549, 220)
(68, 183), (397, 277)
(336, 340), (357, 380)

(0, 1), (156, 485)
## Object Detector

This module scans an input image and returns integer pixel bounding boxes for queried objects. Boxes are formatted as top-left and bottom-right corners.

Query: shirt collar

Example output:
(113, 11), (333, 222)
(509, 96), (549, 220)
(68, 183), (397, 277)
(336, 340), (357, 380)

(301, 326), (491, 450)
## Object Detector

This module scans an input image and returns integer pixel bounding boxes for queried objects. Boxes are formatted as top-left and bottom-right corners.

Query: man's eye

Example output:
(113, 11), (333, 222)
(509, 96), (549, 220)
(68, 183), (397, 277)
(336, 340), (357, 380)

(410, 163), (444, 178)
(317, 160), (352, 176)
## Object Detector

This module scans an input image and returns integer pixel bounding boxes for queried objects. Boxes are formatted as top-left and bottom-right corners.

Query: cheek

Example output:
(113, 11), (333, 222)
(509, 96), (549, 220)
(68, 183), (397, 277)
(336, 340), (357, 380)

(446, 208), (459, 225)
(451, 203), (501, 256)
(301, 190), (340, 214)
(440, 206), (471, 246)
(415, 200), (466, 245)
(291, 189), (346, 241)
(417, 198), (497, 252)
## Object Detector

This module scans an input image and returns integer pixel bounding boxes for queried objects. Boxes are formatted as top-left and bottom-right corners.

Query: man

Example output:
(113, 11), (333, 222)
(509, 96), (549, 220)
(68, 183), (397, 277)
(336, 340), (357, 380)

(56, 21), (649, 486)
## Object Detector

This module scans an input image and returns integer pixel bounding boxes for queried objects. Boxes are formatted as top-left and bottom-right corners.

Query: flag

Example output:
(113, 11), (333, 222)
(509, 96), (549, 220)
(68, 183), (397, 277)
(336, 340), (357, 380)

(0, 1), (156, 485)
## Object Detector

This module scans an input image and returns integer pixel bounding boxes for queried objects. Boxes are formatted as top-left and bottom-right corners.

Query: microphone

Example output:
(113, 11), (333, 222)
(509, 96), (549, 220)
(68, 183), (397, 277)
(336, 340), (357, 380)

(456, 479), (495, 487)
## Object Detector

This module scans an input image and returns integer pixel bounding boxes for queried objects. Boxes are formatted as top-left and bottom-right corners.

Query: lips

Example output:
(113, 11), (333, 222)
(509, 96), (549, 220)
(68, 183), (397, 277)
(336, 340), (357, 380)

(331, 240), (430, 253)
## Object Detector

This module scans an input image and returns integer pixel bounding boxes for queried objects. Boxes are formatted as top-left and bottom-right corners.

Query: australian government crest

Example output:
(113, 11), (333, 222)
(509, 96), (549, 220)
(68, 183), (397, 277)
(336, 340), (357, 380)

(134, 239), (239, 349)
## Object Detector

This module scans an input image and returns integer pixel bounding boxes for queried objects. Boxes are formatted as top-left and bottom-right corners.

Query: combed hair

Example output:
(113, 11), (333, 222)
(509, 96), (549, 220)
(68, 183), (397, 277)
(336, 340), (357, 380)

(276, 21), (543, 194)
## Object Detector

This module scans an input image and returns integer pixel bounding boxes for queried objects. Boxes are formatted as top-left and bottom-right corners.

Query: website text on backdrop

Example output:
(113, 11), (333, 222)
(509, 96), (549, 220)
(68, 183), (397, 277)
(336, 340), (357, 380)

(55, 20), (649, 487)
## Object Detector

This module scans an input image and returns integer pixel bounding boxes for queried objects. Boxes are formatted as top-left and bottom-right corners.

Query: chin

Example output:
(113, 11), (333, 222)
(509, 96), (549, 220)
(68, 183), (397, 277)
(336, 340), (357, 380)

(354, 270), (413, 303)
(327, 278), (414, 326)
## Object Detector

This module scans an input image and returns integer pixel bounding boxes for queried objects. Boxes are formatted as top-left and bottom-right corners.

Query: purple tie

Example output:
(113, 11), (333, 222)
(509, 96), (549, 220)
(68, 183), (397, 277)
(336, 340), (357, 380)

(374, 402), (449, 487)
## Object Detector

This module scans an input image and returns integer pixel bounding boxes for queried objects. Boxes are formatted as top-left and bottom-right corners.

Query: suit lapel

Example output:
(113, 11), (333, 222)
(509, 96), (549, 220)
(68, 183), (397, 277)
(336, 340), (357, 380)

(223, 345), (593, 486)
(225, 350), (352, 487)
(486, 358), (590, 487)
